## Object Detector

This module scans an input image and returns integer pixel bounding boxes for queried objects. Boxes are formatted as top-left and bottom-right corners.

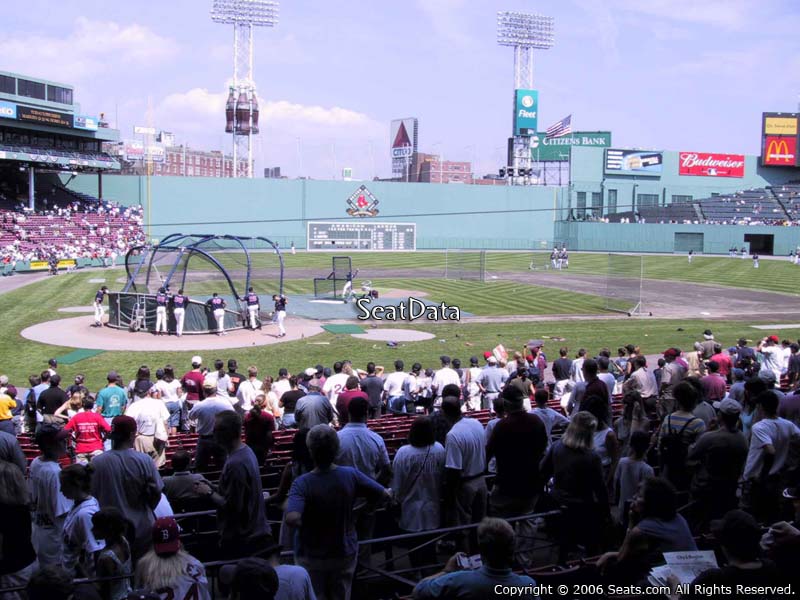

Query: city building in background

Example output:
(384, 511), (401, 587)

(390, 117), (418, 181)
(416, 155), (473, 184)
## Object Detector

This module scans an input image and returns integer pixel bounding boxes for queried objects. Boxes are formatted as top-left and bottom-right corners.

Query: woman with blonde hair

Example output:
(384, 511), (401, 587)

(53, 390), (84, 423)
(259, 376), (283, 421)
(0, 460), (36, 600)
(540, 411), (610, 559)
(135, 517), (210, 600)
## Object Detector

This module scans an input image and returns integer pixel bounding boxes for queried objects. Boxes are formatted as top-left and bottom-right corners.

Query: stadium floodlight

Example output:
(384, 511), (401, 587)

(497, 10), (554, 186)
(211, 0), (280, 178)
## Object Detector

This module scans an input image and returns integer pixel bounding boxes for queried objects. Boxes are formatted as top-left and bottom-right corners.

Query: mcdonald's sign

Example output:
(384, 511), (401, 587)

(763, 136), (797, 166)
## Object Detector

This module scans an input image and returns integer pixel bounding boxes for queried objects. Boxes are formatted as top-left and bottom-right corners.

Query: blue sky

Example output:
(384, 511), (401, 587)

(3, 0), (799, 179)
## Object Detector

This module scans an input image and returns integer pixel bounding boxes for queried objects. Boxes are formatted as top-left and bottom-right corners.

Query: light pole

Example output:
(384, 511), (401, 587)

(211, 0), (279, 178)
(497, 11), (554, 186)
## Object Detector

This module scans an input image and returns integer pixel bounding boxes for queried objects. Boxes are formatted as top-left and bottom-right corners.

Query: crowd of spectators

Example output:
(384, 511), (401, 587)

(0, 330), (798, 599)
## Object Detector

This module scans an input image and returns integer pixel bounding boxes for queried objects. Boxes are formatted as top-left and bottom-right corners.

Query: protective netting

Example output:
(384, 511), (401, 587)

(313, 256), (353, 299)
(444, 250), (486, 282)
(604, 253), (644, 315)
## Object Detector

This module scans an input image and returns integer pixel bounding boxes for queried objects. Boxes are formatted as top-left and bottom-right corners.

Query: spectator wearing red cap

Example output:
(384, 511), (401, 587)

(135, 517), (210, 600)
(758, 336), (784, 383)
(658, 348), (686, 417)
(91, 415), (164, 559)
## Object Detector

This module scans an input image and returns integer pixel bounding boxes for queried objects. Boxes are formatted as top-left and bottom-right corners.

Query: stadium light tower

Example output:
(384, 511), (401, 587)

(211, 0), (279, 178)
(497, 11), (554, 185)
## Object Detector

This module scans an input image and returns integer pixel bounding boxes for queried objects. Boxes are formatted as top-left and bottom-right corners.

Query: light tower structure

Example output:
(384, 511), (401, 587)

(497, 11), (554, 185)
(211, 0), (279, 178)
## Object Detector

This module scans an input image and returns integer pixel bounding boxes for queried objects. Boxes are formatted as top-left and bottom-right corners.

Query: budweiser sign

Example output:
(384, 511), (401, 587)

(678, 152), (745, 177)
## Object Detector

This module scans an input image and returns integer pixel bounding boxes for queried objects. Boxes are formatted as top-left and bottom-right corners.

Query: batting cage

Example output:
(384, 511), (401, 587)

(313, 255), (354, 300)
(444, 249), (486, 282)
(108, 234), (284, 334)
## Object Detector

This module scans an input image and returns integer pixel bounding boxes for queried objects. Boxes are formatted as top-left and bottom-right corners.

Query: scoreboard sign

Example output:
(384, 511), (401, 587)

(761, 112), (800, 167)
(307, 222), (416, 252)
(17, 106), (74, 128)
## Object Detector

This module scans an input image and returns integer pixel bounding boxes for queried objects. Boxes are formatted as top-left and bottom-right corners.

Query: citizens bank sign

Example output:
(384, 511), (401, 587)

(678, 152), (745, 178)
(530, 131), (611, 162)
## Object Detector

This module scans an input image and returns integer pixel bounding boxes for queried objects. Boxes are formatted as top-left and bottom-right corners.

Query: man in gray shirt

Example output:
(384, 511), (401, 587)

(0, 429), (26, 473)
(477, 356), (508, 410)
(188, 381), (235, 472)
(295, 378), (334, 429)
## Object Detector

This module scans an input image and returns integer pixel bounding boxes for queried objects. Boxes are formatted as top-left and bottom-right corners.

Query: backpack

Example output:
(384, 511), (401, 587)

(24, 388), (38, 419)
(658, 415), (697, 476)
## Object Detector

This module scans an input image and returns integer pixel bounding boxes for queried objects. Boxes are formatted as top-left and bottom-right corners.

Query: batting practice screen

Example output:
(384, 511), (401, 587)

(307, 222), (416, 251)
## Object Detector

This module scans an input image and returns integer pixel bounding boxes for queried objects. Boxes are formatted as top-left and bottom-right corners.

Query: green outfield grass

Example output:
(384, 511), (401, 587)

(3, 269), (799, 391)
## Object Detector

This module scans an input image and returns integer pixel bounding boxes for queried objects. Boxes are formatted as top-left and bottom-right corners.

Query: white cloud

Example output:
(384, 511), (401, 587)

(0, 17), (178, 83)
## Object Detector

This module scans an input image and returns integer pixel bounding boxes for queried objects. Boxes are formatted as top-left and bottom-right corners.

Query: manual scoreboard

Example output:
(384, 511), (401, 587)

(307, 222), (416, 251)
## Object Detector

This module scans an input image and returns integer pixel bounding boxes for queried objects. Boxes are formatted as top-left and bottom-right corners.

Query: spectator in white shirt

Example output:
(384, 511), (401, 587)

(322, 362), (349, 410)
(235, 366), (263, 414)
(432, 356), (461, 408)
(272, 368), (291, 401)
(384, 360), (408, 414)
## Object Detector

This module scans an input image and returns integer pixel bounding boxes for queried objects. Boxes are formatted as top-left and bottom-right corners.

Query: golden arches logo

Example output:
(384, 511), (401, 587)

(766, 138), (793, 163)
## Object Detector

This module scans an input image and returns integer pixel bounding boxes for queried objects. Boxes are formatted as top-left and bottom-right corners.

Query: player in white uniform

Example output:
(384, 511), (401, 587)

(93, 286), (108, 327)
(171, 289), (188, 337)
(206, 293), (227, 335)
(155, 287), (168, 335)
(244, 287), (260, 330)
(272, 294), (287, 338)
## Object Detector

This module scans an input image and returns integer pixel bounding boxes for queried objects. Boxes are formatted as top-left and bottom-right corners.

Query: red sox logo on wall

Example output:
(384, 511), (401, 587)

(346, 185), (380, 217)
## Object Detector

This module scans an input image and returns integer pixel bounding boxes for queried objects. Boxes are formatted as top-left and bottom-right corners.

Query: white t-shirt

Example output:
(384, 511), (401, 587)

(275, 564), (317, 600)
(235, 378), (263, 412)
(467, 367), (482, 396)
(432, 367), (461, 398)
(323, 372), (350, 406)
(570, 358), (585, 383)
(126, 397), (170, 437)
(156, 555), (211, 600)
(62, 496), (104, 576)
(272, 378), (291, 400)
(743, 417), (800, 479)
(760, 346), (784, 380)
(155, 379), (182, 402)
(445, 417), (486, 478)
(391, 442), (446, 532)
(383, 371), (407, 397)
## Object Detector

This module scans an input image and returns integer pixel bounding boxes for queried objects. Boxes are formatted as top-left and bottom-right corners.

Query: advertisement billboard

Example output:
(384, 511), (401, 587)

(17, 106), (73, 128)
(390, 117), (418, 179)
(74, 115), (98, 131)
(762, 136), (797, 166)
(124, 141), (144, 161)
(764, 115), (798, 136)
(531, 131), (611, 162)
(678, 152), (745, 177)
(513, 89), (538, 136)
(0, 100), (16, 120)
(605, 149), (663, 176)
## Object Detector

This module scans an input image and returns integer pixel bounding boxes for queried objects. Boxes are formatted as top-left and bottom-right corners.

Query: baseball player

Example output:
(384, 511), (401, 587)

(244, 287), (260, 330)
(93, 286), (108, 327)
(155, 287), (168, 335)
(171, 288), (188, 337)
(206, 292), (227, 335)
(272, 293), (287, 338)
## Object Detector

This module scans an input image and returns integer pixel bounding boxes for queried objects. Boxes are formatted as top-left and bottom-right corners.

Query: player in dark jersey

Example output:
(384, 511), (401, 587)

(244, 287), (260, 330)
(93, 285), (108, 327)
(206, 292), (227, 335)
(272, 294), (287, 338)
(171, 288), (188, 337)
(155, 287), (169, 335)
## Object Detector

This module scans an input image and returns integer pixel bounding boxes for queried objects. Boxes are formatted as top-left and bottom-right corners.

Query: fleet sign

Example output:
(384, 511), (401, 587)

(678, 152), (745, 177)
(513, 89), (538, 136)
(531, 131), (611, 161)
(0, 100), (16, 119)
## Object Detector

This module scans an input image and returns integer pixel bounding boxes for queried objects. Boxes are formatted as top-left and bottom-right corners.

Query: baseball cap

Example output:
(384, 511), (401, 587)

(152, 517), (181, 556)
(768, 335), (780, 343)
(0, 375), (8, 386)
(738, 337), (748, 345)
(314, 364), (324, 374)
(303, 367), (316, 378)
(107, 370), (119, 381)
(48, 358), (57, 367)
(191, 355), (202, 366)
(470, 356), (479, 365)
(487, 356), (498, 364)
(712, 398), (742, 415)
(758, 370), (777, 383)
(110, 415), (137, 440)
(134, 380), (153, 396)
(483, 351), (493, 359)
(278, 368), (289, 377)
(727, 347), (737, 353)
(439, 355), (451, 364)
(703, 329), (713, 337)
(710, 509), (761, 550)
